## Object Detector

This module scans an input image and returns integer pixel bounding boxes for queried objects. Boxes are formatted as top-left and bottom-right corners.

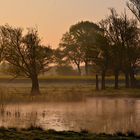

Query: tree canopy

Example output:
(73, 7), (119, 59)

(59, 21), (102, 75)
(127, 0), (140, 21)
(0, 25), (53, 95)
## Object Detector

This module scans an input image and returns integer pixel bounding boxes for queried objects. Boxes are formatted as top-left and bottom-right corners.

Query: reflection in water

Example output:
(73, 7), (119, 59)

(0, 97), (140, 134)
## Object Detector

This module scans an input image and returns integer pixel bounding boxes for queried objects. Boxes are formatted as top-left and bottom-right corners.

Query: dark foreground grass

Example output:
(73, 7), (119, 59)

(0, 127), (139, 140)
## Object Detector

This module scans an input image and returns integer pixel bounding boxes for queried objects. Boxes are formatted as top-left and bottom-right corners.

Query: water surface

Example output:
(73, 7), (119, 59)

(0, 97), (140, 134)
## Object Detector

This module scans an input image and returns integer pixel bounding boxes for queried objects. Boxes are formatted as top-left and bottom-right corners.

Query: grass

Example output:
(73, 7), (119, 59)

(0, 74), (139, 80)
(0, 75), (139, 103)
(0, 77), (139, 139)
(0, 84), (140, 103)
(92, 88), (140, 98)
(0, 127), (139, 140)
(0, 84), (94, 103)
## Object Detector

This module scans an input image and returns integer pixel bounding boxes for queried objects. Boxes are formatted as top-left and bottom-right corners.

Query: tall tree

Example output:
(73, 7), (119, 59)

(69, 21), (102, 75)
(0, 25), (53, 95)
(59, 32), (83, 75)
(100, 10), (123, 89)
(127, 0), (140, 21)
(0, 28), (6, 63)
(59, 21), (102, 76)
(127, 0), (140, 88)
(93, 33), (110, 90)
(100, 9), (140, 88)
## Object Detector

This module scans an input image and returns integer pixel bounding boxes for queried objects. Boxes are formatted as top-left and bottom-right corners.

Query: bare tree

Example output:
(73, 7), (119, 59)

(0, 25), (53, 95)
(100, 9), (140, 88)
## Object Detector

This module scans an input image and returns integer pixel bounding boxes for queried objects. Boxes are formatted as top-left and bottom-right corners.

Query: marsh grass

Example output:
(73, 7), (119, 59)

(0, 84), (95, 103)
(38, 75), (140, 80)
(0, 84), (139, 103)
(0, 75), (140, 103)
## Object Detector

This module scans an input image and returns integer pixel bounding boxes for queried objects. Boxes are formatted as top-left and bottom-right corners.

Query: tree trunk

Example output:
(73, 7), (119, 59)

(77, 64), (81, 76)
(96, 74), (99, 91)
(125, 72), (130, 88)
(130, 68), (136, 88)
(31, 74), (40, 95)
(114, 71), (119, 89)
(101, 71), (106, 90)
(85, 61), (88, 76)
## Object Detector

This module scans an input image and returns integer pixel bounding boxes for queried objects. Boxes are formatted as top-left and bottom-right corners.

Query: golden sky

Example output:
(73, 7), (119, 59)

(0, 0), (130, 48)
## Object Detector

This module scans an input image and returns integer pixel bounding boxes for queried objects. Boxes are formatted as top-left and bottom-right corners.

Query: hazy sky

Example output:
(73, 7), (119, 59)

(0, 0), (130, 48)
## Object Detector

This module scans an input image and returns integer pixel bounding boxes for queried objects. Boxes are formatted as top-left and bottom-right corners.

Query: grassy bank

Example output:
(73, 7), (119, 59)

(0, 75), (139, 81)
(93, 88), (140, 98)
(0, 86), (140, 103)
(0, 127), (139, 140)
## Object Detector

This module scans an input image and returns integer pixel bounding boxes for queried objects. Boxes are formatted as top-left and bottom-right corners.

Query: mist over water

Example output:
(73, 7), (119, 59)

(0, 97), (140, 134)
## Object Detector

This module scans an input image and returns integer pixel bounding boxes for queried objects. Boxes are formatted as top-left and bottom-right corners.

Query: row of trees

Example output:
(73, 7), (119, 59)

(57, 6), (140, 89)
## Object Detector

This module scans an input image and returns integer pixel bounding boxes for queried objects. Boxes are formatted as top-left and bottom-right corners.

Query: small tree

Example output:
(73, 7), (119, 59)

(0, 25), (53, 95)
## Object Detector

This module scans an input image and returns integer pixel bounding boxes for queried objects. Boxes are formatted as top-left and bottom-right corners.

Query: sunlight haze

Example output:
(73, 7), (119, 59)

(0, 0), (128, 48)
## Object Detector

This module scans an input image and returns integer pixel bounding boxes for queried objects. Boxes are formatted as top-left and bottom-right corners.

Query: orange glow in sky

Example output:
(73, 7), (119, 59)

(0, 0), (130, 48)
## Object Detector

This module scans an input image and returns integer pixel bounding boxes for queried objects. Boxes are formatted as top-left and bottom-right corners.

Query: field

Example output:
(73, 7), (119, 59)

(0, 127), (139, 140)
(0, 76), (140, 103)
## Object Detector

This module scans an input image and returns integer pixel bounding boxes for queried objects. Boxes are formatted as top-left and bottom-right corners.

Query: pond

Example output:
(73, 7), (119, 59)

(0, 97), (140, 134)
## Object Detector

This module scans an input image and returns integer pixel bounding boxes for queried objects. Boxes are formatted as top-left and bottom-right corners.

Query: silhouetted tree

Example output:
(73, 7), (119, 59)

(0, 29), (7, 63)
(59, 32), (83, 75)
(127, 0), (140, 88)
(100, 10), (123, 89)
(0, 25), (53, 95)
(93, 33), (110, 90)
(69, 21), (102, 75)
(127, 0), (140, 21)
(101, 9), (140, 88)
(59, 21), (102, 76)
